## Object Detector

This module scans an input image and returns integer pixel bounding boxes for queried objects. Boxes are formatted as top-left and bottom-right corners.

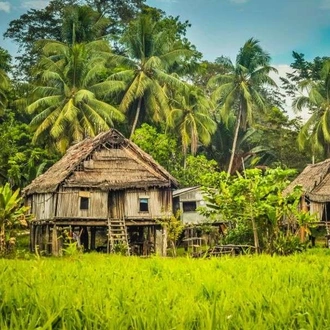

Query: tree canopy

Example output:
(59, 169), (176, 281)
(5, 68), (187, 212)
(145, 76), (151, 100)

(0, 1), (323, 191)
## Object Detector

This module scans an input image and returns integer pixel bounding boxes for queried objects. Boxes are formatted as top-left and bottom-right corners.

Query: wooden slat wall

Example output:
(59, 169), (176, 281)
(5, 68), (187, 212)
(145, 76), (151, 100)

(32, 194), (55, 220)
(56, 189), (107, 218)
(125, 189), (172, 218)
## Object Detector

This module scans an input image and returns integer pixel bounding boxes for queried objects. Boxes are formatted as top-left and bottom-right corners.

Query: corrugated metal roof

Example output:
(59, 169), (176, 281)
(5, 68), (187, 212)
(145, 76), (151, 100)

(173, 186), (200, 197)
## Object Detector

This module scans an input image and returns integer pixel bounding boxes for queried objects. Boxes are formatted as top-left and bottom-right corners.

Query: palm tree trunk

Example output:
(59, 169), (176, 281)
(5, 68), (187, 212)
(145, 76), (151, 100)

(227, 107), (242, 175)
(130, 97), (142, 139)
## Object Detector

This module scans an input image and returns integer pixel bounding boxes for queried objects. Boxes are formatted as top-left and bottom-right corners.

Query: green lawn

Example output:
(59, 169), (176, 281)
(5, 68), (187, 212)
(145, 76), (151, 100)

(1, 250), (330, 329)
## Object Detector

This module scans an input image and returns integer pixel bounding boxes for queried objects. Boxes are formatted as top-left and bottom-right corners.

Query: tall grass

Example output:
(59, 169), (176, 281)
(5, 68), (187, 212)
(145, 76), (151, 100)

(1, 250), (330, 329)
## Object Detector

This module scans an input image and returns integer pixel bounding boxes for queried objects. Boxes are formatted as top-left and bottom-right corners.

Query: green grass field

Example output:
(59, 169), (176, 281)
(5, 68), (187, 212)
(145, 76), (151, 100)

(1, 250), (330, 329)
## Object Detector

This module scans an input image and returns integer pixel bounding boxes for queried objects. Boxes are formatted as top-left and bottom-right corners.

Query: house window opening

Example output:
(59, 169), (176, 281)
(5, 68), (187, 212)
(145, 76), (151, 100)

(139, 198), (149, 212)
(183, 201), (197, 212)
(80, 197), (89, 210)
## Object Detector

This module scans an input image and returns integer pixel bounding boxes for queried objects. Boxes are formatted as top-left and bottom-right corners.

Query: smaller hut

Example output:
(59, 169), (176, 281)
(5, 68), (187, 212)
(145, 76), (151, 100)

(173, 186), (208, 225)
(23, 129), (178, 256)
(173, 186), (226, 248)
(284, 159), (330, 222)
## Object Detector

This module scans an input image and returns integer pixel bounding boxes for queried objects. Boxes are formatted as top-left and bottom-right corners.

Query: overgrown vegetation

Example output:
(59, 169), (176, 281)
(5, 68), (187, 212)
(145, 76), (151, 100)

(0, 183), (30, 254)
(0, 0), (320, 189)
(200, 168), (315, 255)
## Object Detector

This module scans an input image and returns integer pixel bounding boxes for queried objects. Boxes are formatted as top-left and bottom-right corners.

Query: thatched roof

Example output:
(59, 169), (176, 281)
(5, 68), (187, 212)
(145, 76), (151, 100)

(23, 129), (178, 196)
(283, 159), (330, 202)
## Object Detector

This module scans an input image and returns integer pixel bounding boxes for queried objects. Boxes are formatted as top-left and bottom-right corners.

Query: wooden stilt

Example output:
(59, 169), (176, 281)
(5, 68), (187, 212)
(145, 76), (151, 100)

(35, 225), (39, 253)
(52, 225), (59, 256)
(45, 224), (50, 254)
(91, 227), (96, 250)
(153, 226), (156, 253)
(30, 224), (34, 252)
(40, 225), (45, 252)
(81, 227), (89, 251)
(162, 227), (167, 257)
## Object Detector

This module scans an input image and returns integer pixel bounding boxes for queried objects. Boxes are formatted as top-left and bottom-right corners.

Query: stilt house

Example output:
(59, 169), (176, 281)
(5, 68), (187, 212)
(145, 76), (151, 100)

(284, 159), (330, 222)
(23, 129), (178, 256)
(173, 186), (208, 225)
(173, 186), (227, 247)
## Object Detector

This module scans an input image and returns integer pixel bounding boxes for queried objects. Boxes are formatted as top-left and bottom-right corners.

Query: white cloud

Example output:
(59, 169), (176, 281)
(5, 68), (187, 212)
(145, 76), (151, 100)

(21, 0), (49, 10)
(320, 0), (330, 9)
(0, 1), (10, 12)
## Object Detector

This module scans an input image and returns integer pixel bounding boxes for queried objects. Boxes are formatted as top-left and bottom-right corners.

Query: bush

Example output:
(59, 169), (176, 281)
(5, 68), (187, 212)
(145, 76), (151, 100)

(222, 223), (254, 246)
(271, 232), (306, 256)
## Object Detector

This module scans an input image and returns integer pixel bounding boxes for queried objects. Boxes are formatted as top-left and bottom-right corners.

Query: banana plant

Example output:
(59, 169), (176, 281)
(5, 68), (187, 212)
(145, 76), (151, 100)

(0, 183), (30, 253)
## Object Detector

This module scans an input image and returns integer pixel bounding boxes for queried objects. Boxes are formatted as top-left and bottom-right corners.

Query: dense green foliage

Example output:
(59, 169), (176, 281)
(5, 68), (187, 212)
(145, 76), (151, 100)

(0, 0), (321, 188)
(209, 38), (277, 174)
(0, 183), (29, 253)
(200, 168), (314, 254)
(1, 252), (330, 329)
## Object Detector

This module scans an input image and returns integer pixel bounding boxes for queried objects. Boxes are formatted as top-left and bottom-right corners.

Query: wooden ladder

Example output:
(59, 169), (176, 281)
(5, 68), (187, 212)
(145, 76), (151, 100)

(108, 218), (130, 255)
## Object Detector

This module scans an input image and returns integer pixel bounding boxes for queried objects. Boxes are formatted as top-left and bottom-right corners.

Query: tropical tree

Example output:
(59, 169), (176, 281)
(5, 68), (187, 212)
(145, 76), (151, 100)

(293, 60), (330, 158)
(0, 69), (10, 116)
(0, 47), (11, 116)
(108, 13), (193, 138)
(167, 87), (216, 156)
(4, 0), (144, 79)
(61, 5), (110, 44)
(27, 40), (125, 153)
(200, 168), (311, 255)
(0, 183), (29, 253)
(132, 123), (182, 173)
(281, 52), (329, 98)
(209, 38), (277, 174)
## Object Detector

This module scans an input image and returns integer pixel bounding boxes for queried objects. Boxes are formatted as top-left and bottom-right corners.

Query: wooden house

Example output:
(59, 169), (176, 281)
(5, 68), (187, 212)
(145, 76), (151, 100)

(173, 186), (227, 247)
(173, 186), (209, 225)
(284, 159), (330, 223)
(23, 129), (178, 256)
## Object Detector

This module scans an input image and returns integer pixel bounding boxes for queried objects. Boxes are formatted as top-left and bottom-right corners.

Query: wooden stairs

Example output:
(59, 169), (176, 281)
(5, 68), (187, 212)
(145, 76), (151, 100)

(108, 218), (130, 255)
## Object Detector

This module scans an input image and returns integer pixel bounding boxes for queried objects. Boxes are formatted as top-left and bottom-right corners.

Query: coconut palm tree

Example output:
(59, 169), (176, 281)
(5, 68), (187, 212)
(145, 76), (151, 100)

(27, 40), (125, 153)
(61, 4), (110, 44)
(209, 38), (277, 174)
(167, 87), (216, 155)
(294, 60), (330, 158)
(108, 14), (193, 138)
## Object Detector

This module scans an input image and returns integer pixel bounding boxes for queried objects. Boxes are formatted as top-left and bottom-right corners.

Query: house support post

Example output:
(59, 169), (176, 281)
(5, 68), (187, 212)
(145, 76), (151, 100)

(90, 227), (96, 250)
(34, 225), (39, 254)
(300, 197), (308, 243)
(30, 223), (35, 252)
(162, 227), (167, 256)
(45, 224), (50, 254)
(52, 225), (59, 256)
(81, 227), (89, 251)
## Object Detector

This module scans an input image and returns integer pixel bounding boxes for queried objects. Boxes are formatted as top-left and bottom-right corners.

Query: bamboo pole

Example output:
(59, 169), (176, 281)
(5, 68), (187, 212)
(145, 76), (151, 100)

(52, 225), (59, 256)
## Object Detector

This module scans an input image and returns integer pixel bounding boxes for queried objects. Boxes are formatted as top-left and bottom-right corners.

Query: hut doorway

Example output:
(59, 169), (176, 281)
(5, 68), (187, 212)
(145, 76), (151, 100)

(108, 191), (125, 220)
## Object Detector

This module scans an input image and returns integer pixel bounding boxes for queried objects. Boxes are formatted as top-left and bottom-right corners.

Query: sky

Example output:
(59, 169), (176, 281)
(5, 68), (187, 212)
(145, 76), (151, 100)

(0, 0), (330, 118)
(145, 0), (330, 65)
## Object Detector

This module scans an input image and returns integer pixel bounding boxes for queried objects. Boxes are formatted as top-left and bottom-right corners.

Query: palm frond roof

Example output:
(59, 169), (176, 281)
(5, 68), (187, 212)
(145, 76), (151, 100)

(284, 159), (330, 202)
(23, 129), (178, 195)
